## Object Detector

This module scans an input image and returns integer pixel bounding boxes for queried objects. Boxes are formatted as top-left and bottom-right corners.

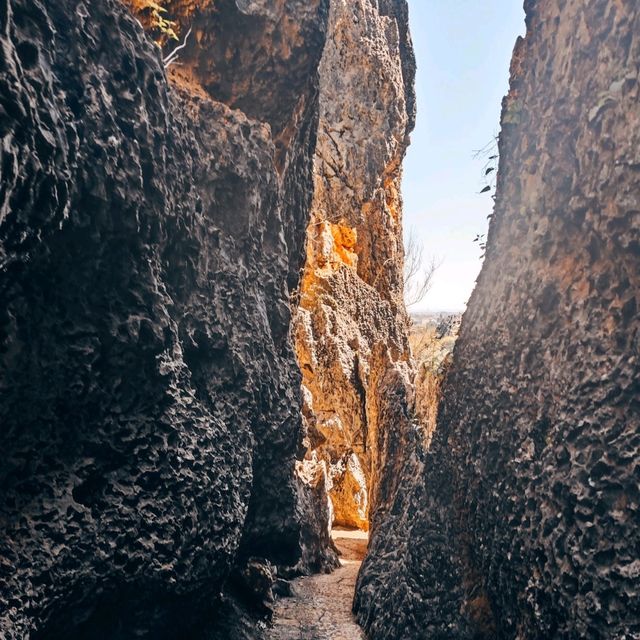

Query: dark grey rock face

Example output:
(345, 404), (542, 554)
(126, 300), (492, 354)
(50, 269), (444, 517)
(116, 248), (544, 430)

(0, 0), (330, 637)
(355, 1), (640, 638)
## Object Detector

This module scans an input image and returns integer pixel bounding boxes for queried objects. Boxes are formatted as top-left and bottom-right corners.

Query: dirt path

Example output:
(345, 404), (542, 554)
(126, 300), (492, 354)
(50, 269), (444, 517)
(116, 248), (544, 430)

(267, 529), (368, 640)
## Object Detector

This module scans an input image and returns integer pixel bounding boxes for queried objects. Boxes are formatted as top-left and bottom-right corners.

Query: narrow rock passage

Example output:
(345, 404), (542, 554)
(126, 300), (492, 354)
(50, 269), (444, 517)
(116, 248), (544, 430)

(268, 529), (368, 640)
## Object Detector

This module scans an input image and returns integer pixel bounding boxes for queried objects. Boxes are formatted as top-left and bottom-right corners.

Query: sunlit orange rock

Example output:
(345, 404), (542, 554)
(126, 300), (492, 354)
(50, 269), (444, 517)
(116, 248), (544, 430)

(294, 0), (416, 534)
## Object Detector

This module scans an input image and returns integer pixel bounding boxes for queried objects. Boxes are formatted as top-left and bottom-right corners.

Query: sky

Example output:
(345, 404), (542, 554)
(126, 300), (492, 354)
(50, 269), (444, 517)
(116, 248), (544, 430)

(403, 1), (526, 311)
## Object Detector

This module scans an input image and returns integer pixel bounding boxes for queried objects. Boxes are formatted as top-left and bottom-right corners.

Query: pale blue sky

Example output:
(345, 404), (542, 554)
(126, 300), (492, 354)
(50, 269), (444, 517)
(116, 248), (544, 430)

(404, 1), (525, 311)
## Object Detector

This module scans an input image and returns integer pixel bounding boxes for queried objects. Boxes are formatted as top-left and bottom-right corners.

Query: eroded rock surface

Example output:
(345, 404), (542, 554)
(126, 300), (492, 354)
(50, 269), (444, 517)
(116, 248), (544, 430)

(356, 2), (640, 638)
(294, 0), (416, 533)
(0, 0), (330, 637)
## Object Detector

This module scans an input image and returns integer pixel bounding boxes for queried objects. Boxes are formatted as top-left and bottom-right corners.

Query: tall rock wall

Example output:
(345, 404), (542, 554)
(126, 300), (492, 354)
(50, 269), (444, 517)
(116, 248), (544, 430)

(294, 0), (416, 532)
(0, 0), (330, 637)
(356, 1), (640, 638)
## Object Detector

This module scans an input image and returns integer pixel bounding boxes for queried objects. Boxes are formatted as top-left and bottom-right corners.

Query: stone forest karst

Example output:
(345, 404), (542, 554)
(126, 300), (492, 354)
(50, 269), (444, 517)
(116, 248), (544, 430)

(0, 1), (638, 639)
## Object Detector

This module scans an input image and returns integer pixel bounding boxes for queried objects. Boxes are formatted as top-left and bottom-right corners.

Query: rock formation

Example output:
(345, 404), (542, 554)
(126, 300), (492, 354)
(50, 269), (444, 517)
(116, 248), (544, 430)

(294, 0), (416, 533)
(5, 0), (635, 638)
(356, 1), (640, 638)
(0, 0), (331, 637)
(0, 0), (418, 637)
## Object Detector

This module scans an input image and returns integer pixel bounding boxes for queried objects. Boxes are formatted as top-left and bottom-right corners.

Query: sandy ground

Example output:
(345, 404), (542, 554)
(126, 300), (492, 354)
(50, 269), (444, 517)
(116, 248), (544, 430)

(267, 529), (368, 640)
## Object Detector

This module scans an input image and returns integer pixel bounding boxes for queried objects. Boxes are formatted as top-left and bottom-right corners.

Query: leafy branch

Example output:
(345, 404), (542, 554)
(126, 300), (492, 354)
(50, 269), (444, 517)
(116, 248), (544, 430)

(472, 136), (499, 197)
(126, 1), (179, 45)
(472, 136), (499, 259)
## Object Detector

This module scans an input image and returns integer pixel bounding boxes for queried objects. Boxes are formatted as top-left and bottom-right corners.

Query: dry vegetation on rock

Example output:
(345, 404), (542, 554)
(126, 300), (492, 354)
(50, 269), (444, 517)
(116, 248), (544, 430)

(123, 0), (180, 43)
(409, 315), (459, 447)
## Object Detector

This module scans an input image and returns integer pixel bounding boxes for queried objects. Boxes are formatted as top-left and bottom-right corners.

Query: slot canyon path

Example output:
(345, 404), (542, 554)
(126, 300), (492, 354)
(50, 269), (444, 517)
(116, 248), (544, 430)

(267, 529), (368, 640)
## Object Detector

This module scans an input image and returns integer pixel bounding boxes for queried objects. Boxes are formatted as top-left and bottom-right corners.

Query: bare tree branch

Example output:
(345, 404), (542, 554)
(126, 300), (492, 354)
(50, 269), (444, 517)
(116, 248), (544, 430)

(403, 230), (440, 308)
(164, 26), (192, 68)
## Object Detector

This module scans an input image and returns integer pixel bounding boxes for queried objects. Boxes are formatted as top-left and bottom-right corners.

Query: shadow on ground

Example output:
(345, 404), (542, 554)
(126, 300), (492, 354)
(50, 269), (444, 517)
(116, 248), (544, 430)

(267, 529), (368, 640)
